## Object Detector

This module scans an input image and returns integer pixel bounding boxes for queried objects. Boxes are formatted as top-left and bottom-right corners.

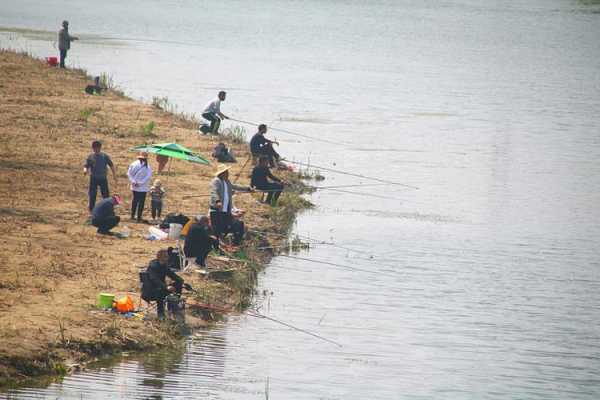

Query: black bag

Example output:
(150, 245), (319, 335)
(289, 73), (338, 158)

(160, 213), (190, 229)
(139, 270), (154, 302)
(212, 142), (236, 163)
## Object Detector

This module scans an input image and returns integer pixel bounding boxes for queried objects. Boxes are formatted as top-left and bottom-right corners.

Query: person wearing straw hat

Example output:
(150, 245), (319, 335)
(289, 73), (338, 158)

(127, 152), (153, 223)
(209, 164), (252, 245)
(91, 194), (122, 235)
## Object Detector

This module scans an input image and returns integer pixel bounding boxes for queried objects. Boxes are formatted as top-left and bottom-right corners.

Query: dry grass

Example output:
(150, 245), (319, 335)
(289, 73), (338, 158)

(0, 49), (307, 386)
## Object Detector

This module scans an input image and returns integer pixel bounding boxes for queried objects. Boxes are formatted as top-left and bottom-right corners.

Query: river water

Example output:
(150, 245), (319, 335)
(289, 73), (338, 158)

(2, 0), (600, 399)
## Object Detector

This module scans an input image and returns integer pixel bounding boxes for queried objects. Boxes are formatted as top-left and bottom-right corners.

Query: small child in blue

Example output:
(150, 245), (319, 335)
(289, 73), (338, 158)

(149, 179), (166, 221)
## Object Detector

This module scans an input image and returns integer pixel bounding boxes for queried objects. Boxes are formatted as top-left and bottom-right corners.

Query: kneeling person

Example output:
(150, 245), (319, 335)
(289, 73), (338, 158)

(91, 194), (122, 234)
(141, 249), (184, 319)
(251, 157), (284, 206)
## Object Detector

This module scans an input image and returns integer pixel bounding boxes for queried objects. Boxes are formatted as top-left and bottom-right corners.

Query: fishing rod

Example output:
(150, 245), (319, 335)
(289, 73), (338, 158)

(246, 309), (342, 347)
(283, 159), (419, 190)
(184, 285), (341, 347)
(229, 117), (349, 147)
(276, 254), (403, 278)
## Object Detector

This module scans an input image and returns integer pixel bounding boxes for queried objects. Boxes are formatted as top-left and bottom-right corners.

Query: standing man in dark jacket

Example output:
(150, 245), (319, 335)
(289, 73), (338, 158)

(142, 250), (184, 319)
(58, 20), (78, 68)
(209, 164), (252, 245)
(251, 157), (284, 206)
(91, 194), (122, 235)
(249, 124), (280, 167)
(184, 215), (219, 267)
(84, 140), (117, 213)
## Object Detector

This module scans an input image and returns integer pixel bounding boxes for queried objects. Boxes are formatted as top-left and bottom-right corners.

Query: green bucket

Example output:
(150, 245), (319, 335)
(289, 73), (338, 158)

(98, 293), (115, 309)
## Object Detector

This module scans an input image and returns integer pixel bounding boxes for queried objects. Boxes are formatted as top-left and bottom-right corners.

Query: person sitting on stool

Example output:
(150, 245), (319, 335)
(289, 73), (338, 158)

(249, 124), (281, 167)
(251, 156), (284, 206)
(209, 164), (253, 245)
(142, 249), (184, 320)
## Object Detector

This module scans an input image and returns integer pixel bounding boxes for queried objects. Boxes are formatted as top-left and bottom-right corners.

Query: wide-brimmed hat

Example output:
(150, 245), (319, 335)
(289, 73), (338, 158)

(215, 164), (231, 177)
(112, 194), (123, 205)
(137, 151), (148, 159)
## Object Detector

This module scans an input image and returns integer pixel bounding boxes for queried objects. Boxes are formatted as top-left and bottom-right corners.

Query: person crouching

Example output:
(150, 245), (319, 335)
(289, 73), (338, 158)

(184, 215), (219, 268)
(91, 194), (122, 235)
(142, 249), (184, 320)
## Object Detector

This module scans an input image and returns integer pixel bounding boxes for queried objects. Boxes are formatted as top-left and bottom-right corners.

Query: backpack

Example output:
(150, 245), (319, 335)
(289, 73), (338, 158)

(160, 213), (190, 229)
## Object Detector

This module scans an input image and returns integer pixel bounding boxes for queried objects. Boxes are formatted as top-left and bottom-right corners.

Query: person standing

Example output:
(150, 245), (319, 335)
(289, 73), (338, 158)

(149, 179), (166, 221)
(209, 164), (252, 245)
(251, 156), (285, 206)
(58, 20), (78, 68)
(127, 152), (152, 223)
(202, 91), (229, 134)
(249, 124), (281, 167)
(84, 140), (117, 213)
(91, 195), (122, 235)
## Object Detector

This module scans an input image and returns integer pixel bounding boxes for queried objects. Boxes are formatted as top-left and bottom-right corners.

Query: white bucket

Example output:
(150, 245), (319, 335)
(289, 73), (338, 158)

(168, 223), (183, 239)
(148, 226), (168, 240)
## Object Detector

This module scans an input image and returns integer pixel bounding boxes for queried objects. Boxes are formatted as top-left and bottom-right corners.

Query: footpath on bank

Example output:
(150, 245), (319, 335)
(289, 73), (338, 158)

(0, 49), (313, 387)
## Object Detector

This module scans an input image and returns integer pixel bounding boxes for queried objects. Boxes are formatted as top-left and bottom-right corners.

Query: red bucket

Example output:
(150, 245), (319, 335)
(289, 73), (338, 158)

(46, 56), (58, 67)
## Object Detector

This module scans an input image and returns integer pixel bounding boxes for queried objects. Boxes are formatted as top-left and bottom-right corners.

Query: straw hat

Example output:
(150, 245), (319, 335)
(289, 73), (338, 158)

(137, 151), (148, 159)
(215, 163), (231, 177)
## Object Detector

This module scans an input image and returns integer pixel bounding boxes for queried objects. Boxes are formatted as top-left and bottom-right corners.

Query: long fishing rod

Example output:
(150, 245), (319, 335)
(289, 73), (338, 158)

(276, 254), (402, 278)
(246, 310), (342, 347)
(229, 117), (349, 147)
(181, 186), (400, 201)
(248, 229), (407, 268)
(283, 159), (419, 190)
(184, 286), (341, 347)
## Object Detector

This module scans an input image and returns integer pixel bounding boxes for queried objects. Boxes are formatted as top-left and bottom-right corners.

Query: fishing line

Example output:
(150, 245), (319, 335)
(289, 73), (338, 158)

(276, 254), (403, 278)
(283, 159), (419, 189)
(229, 117), (349, 147)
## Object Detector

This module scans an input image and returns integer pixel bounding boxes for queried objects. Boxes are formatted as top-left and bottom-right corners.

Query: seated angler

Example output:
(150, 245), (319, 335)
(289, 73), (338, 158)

(251, 156), (284, 206)
(91, 194), (122, 235)
(184, 215), (220, 268)
(209, 164), (253, 245)
(249, 124), (281, 167)
(141, 249), (184, 320)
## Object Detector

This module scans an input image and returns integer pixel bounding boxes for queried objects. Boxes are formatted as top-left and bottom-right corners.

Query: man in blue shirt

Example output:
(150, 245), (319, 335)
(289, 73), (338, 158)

(249, 124), (281, 167)
(91, 195), (122, 235)
(84, 140), (118, 213)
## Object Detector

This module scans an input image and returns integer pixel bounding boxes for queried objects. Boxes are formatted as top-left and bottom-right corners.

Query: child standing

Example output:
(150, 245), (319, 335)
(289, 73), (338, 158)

(149, 179), (166, 221)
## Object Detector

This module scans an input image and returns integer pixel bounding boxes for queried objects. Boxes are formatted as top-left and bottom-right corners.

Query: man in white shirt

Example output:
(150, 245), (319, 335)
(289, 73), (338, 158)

(201, 91), (229, 135)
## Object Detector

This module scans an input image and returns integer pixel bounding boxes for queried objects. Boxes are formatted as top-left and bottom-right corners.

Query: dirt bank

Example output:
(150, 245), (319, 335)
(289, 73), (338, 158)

(0, 49), (309, 387)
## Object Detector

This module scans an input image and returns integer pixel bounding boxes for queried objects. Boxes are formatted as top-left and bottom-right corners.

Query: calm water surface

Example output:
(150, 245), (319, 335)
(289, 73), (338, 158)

(2, 0), (600, 398)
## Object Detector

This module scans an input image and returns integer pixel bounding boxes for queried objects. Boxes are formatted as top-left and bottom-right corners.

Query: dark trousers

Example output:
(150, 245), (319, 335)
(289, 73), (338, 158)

(210, 211), (245, 245)
(131, 191), (147, 220)
(260, 182), (284, 205)
(156, 297), (166, 319)
(59, 49), (67, 68)
(195, 247), (212, 267)
(202, 112), (221, 134)
(92, 215), (120, 234)
(255, 144), (280, 167)
(88, 176), (110, 212)
(151, 200), (163, 219)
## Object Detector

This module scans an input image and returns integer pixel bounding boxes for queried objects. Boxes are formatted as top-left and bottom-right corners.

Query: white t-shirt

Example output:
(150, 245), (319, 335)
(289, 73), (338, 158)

(203, 98), (221, 114)
(221, 182), (229, 212)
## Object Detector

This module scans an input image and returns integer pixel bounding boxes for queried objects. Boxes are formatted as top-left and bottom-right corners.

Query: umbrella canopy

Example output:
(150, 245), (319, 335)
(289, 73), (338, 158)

(131, 142), (210, 165)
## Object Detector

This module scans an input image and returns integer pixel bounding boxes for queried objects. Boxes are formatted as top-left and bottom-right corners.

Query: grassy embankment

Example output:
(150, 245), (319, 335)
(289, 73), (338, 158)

(0, 49), (314, 388)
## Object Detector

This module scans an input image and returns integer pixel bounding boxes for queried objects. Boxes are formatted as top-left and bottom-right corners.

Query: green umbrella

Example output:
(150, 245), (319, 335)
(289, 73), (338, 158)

(131, 142), (210, 165)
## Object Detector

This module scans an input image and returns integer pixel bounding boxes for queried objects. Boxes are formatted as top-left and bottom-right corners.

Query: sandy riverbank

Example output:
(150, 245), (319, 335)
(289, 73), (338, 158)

(0, 49), (310, 387)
